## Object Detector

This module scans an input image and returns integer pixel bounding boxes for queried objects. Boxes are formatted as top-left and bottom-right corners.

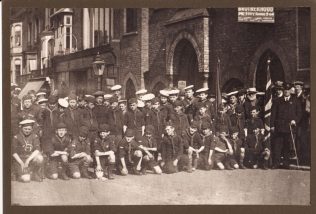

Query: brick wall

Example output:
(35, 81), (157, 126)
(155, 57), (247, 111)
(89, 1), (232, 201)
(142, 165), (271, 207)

(209, 8), (308, 92)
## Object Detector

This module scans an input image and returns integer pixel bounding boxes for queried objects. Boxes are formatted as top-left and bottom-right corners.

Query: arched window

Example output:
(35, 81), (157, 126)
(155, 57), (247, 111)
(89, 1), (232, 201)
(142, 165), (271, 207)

(14, 25), (21, 46)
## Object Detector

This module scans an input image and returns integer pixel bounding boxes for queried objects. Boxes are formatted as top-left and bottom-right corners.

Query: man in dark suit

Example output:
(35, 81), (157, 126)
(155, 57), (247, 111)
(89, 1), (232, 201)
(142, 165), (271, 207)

(270, 83), (302, 169)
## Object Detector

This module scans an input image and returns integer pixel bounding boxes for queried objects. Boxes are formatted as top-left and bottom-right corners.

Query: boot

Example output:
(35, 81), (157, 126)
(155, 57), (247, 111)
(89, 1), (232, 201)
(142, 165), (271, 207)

(263, 160), (269, 170)
(59, 165), (70, 180)
(192, 159), (198, 171)
(81, 165), (93, 179)
(239, 160), (246, 169)
(187, 159), (193, 173)
(107, 164), (115, 179)
(32, 166), (43, 182)
(132, 167), (141, 175)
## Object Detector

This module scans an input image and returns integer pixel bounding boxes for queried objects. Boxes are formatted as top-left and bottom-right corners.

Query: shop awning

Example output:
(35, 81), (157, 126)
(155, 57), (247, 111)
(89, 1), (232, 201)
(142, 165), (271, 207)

(18, 80), (45, 99)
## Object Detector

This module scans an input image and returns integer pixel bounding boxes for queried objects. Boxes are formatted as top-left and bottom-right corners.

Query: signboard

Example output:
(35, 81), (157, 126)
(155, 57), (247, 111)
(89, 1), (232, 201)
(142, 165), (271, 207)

(178, 80), (186, 90)
(238, 7), (275, 23)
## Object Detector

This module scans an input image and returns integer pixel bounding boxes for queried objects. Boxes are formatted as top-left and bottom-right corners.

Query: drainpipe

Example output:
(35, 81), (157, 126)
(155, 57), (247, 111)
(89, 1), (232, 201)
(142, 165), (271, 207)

(295, 7), (299, 80)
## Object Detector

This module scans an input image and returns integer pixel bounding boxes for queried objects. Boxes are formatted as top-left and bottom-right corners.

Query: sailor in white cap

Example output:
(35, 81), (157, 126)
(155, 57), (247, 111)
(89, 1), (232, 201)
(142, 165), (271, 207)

(104, 94), (113, 109)
(12, 119), (44, 182)
(226, 89), (239, 115)
(142, 93), (155, 118)
(57, 98), (69, 114)
(38, 98), (48, 109)
(183, 85), (198, 122)
(168, 88), (180, 105)
(135, 89), (148, 100)
(111, 84), (122, 100)
(195, 87), (215, 119)
(159, 89), (173, 120)
(36, 91), (47, 100)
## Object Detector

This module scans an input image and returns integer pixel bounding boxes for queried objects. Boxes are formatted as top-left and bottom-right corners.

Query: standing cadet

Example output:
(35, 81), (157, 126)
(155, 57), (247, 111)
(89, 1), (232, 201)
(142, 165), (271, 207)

(103, 94), (113, 110)
(181, 121), (205, 172)
(195, 87), (215, 120)
(182, 85), (197, 123)
(142, 93), (155, 124)
(168, 88), (180, 107)
(138, 125), (162, 174)
(64, 94), (81, 138)
(159, 89), (172, 122)
(146, 97), (168, 142)
(169, 100), (190, 135)
(43, 123), (72, 180)
(41, 95), (59, 142)
(111, 85), (122, 101)
(160, 123), (190, 174)
(67, 126), (93, 179)
(12, 119), (44, 182)
(237, 88), (247, 106)
(82, 96), (99, 143)
(117, 129), (143, 175)
(123, 98), (145, 139)
(271, 83), (302, 169)
(226, 90), (242, 116)
(135, 89), (147, 109)
(116, 100), (128, 139)
(193, 102), (213, 131)
(94, 124), (117, 180)
(93, 91), (108, 125)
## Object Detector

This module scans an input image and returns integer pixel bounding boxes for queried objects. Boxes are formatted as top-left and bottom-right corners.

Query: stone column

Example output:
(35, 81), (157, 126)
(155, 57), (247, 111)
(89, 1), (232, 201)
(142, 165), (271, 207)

(83, 8), (90, 49)
(203, 72), (209, 88)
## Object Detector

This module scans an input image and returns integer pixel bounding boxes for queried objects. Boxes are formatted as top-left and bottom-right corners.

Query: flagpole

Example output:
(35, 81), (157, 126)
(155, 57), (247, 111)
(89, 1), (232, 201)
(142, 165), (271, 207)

(215, 57), (222, 116)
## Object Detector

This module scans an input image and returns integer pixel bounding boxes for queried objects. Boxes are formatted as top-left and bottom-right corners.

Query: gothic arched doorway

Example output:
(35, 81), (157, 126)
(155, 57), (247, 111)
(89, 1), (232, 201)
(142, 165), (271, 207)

(152, 81), (166, 95)
(256, 50), (285, 92)
(125, 78), (136, 100)
(173, 39), (202, 88)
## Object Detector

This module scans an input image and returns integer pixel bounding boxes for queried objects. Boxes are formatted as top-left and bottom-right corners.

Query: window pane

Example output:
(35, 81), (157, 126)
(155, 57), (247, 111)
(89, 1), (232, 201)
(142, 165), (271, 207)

(126, 9), (137, 33)
(66, 27), (70, 49)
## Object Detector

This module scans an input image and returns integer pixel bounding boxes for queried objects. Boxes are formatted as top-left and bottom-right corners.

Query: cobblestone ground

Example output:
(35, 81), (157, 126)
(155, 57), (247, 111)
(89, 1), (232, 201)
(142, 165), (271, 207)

(11, 169), (310, 205)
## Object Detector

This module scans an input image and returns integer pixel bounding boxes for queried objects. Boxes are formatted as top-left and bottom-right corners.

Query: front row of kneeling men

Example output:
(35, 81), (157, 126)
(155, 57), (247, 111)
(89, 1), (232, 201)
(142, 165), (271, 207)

(12, 115), (270, 182)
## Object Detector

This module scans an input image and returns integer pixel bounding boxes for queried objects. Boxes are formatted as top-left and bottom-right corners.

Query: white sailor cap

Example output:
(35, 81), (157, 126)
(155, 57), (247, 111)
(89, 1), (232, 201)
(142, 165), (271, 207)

(19, 119), (36, 126)
(247, 87), (258, 94)
(257, 92), (265, 96)
(38, 98), (48, 104)
(226, 90), (238, 97)
(142, 93), (155, 101)
(111, 85), (122, 91)
(159, 90), (169, 97)
(36, 92), (46, 97)
(58, 98), (69, 108)
(85, 94), (94, 98)
(184, 85), (194, 91)
(136, 89), (148, 95)
(15, 87), (21, 91)
(104, 94), (113, 100)
(168, 89), (180, 96)
(196, 87), (209, 93)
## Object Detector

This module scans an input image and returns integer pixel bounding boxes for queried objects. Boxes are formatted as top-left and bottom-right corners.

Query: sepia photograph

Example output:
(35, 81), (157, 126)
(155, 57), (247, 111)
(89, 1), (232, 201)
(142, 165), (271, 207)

(6, 5), (311, 207)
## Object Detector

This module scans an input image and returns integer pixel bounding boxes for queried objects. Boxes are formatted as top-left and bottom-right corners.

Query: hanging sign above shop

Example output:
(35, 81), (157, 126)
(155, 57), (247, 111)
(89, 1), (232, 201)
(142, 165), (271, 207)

(238, 7), (275, 23)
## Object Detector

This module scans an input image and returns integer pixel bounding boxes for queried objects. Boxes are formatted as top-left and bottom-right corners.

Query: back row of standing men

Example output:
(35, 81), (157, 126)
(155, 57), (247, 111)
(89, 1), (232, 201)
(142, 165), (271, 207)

(10, 80), (310, 182)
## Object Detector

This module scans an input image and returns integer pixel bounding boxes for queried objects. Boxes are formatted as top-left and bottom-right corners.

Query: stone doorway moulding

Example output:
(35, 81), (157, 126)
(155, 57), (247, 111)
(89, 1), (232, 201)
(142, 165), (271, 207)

(166, 30), (204, 88)
(248, 40), (291, 87)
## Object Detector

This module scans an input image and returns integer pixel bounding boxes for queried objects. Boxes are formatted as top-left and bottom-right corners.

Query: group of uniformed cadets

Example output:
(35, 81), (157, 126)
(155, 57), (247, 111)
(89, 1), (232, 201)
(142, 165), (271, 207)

(10, 80), (310, 183)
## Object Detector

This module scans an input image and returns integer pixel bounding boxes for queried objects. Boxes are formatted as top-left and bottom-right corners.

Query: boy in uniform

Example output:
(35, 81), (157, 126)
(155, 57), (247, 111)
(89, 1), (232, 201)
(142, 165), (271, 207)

(117, 129), (143, 175)
(195, 87), (215, 120)
(169, 100), (190, 135)
(94, 124), (117, 180)
(160, 123), (190, 174)
(43, 123), (72, 180)
(182, 85), (197, 123)
(12, 119), (44, 182)
(209, 128), (234, 170)
(123, 98), (145, 139)
(193, 102), (213, 131)
(64, 94), (81, 138)
(68, 126), (93, 179)
(181, 121), (205, 172)
(227, 127), (246, 169)
(159, 89), (172, 122)
(199, 122), (217, 170)
(138, 125), (162, 175)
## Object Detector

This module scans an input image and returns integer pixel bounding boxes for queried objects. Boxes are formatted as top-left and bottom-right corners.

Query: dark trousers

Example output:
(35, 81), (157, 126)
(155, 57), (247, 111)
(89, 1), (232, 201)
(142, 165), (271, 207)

(272, 132), (292, 167)
(162, 155), (189, 174)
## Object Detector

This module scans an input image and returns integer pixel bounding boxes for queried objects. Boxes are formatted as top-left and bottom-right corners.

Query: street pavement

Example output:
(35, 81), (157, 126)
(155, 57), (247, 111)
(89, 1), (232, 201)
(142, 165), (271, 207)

(11, 169), (310, 205)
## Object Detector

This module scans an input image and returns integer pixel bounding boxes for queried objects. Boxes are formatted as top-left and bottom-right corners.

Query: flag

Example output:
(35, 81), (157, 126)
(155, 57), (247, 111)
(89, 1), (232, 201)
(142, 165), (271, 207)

(264, 58), (272, 143)
(215, 57), (222, 115)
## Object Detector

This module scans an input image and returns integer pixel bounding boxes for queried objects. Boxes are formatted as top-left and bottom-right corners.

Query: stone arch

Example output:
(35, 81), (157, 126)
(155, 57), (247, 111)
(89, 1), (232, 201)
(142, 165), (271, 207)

(166, 30), (202, 76)
(222, 78), (244, 93)
(149, 75), (168, 92)
(122, 72), (138, 98)
(248, 40), (291, 86)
